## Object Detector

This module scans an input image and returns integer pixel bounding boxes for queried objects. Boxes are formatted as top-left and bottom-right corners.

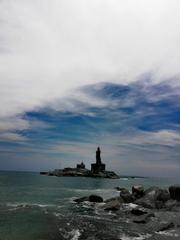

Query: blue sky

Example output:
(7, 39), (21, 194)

(0, 0), (180, 177)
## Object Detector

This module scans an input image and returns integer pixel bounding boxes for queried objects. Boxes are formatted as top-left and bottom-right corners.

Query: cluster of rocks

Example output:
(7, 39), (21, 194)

(74, 184), (180, 211)
(74, 184), (180, 229)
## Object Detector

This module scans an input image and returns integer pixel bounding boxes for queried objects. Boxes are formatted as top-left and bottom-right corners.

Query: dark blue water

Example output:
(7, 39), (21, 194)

(0, 171), (179, 240)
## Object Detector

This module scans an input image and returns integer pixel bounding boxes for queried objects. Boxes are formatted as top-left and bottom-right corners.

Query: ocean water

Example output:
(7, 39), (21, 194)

(0, 171), (179, 240)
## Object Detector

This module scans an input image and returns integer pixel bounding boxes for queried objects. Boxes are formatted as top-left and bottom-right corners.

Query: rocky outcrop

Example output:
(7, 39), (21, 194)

(74, 184), (180, 212)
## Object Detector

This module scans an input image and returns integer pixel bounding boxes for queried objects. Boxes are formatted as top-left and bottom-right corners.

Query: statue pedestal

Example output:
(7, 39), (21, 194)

(91, 163), (106, 174)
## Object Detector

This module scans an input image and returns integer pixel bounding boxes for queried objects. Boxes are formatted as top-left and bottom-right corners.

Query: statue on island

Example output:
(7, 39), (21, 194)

(96, 147), (101, 164)
(91, 147), (106, 174)
(42, 146), (120, 178)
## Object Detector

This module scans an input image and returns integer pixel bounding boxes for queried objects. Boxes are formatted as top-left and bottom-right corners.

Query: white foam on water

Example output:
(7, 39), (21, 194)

(6, 202), (57, 211)
(70, 229), (81, 240)
(126, 203), (138, 209)
(53, 212), (64, 218)
(59, 228), (81, 240)
(156, 230), (179, 237)
(120, 233), (152, 240)
(122, 203), (139, 211)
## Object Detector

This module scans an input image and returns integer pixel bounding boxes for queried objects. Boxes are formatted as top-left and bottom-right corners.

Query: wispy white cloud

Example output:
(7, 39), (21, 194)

(0, 132), (26, 141)
(0, 0), (180, 120)
(0, 116), (50, 142)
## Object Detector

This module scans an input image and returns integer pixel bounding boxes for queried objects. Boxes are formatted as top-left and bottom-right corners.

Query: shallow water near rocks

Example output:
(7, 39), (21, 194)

(0, 171), (180, 240)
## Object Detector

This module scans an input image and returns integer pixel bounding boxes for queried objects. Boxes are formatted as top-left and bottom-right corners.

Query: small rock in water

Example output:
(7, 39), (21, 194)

(74, 195), (103, 203)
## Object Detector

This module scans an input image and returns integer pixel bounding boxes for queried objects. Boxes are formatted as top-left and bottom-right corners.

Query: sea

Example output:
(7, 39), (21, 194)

(0, 171), (179, 240)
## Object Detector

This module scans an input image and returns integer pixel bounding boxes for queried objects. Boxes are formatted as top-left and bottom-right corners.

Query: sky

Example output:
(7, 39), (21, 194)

(0, 0), (180, 177)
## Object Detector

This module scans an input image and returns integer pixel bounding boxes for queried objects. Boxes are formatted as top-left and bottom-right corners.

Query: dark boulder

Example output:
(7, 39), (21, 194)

(120, 189), (134, 203)
(89, 194), (103, 203)
(132, 185), (144, 198)
(169, 184), (180, 201)
(74, 194), (103, 203)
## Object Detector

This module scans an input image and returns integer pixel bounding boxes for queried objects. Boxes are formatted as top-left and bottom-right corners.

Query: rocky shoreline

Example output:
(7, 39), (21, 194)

(73, 184), (180, 239)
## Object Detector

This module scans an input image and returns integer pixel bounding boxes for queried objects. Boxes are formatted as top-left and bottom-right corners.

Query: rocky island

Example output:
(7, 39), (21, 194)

(40, 147), (119, 179)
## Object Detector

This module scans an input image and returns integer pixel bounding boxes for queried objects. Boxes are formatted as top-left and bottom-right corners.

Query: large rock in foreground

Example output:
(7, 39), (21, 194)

(135, 186), (170, 209)
(169, 185), (180, 201)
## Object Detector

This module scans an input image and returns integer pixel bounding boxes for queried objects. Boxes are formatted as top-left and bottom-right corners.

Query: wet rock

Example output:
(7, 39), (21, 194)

(104, 196), (124, 204)
(132, 185), (144, 198)
(103, 199), (121, 211)
(144, 186), (160, 197)
(74, 195), (103, 203)
(169, 184), (180, 201)
(165, 199), (177, 209)
(74, 196), (89, 203)
(131, 208), (148, 216)
(155, 188), (170, 202)
(133, 213), (155, 224)
(89, 195), (103, 203)
(156, 222), (175, 232)
(120, 189), (134, 203)
(135, 187), (170, 209)
(165, 200), (180, 211)
(135, 197), (155, 209)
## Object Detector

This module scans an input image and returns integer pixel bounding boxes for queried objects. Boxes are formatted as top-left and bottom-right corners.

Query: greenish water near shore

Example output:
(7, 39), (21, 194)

(0, 171), (179, 240)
